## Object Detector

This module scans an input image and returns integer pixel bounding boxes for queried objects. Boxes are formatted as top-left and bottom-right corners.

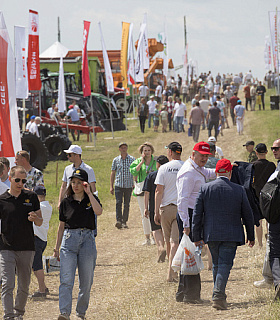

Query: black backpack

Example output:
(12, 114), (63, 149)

(259, 171), (280, 223)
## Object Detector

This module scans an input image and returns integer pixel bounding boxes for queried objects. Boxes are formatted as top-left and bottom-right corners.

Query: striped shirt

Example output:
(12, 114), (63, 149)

(111, 154), (135, 188)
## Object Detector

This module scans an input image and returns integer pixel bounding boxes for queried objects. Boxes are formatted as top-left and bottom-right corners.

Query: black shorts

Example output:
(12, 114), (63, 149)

(32, 236), (47, 271)
(149, 210), (162, 231)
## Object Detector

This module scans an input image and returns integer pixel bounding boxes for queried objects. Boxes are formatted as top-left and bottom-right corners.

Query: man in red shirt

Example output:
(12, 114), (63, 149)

(243, 84), (251, 111)
(229, 92), (239, 126)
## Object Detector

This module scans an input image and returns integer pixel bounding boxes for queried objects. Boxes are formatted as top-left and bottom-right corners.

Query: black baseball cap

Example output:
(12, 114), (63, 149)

(70, 168), (88, 182)
(34, 185), (46, 196)
(156, 155), (169, 165)
(255, 143), (268, 153)
(243, 140), (254, 147)
(165, 142), (182, 154)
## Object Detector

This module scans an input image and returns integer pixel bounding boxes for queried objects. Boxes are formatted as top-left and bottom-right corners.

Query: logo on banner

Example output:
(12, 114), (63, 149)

(31, 18), (38, 33)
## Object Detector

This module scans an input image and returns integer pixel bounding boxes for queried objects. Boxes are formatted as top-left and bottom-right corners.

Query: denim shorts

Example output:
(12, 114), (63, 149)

(32, 236), (47, 271)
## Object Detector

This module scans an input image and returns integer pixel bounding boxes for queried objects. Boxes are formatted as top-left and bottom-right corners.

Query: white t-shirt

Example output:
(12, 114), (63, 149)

(139, 85), (149, 97)
(33, 201), (52, 242)
(199, 99), (210, 113)
(155, 160), (184, 207)
(155, 85), (162, 98)
(29, 122), (40, 137)
(26, 121), (33, 131)
(215, 146), (224, 159)
(217, 101), (225, 116)
(174, 103), (186, 117)
(147, 100), (157, 114)
(62, 161), (96, 186)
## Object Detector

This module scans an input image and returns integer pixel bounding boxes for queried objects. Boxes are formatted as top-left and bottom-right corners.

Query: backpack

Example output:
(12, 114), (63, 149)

(259, 171), (280, 223)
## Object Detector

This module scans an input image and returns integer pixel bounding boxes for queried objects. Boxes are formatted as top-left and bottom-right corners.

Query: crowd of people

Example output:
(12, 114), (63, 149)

(137, 70), (268, 139)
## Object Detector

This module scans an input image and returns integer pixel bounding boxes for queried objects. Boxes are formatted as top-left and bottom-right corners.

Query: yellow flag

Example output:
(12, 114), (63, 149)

(121, 22), (130, 89)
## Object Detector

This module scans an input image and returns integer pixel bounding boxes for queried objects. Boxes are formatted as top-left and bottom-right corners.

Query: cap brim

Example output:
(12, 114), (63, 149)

(70, 175), (86, 181)
(198, 150), (212, 155)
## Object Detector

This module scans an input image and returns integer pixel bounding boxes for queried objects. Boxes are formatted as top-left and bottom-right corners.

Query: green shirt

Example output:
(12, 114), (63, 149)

(248, 151), (258, 163)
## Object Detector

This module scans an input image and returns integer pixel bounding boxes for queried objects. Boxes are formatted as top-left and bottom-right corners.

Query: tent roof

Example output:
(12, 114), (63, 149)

(40, 41), (69, 58)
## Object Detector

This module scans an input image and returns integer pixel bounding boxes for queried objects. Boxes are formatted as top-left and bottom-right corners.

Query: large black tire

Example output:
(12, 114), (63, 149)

(38, 123), (58, 141)
(21, 132), (48, 171)
(44, 134), (72, 161)
(113, 94), (132, 113)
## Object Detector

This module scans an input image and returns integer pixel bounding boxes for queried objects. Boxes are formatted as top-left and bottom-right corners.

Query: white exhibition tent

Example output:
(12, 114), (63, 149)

(40, 41), (69, 58)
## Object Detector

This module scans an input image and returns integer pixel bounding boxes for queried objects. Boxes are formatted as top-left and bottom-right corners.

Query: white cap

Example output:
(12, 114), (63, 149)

(208, 136), (216, 142)
(63, 145), (82, 155)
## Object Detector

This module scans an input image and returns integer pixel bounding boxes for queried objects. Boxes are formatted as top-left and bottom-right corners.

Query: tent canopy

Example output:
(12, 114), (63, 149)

(40, 41), (69, 58)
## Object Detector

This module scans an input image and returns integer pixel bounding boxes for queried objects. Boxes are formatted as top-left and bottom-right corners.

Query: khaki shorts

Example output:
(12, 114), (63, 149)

(160, 204), (179, 243)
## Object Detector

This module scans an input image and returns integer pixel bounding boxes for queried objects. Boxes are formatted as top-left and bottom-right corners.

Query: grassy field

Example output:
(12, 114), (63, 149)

(5, 90), (280, 319)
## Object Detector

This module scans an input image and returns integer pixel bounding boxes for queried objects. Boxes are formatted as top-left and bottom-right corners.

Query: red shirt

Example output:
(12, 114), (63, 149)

(229, 96), (239, 109)
(243, 86), (251, 98)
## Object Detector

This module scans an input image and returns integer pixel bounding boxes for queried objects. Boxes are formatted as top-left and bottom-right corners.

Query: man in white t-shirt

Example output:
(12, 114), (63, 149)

(139, 83), (149, 100)
(29, 117), (41, 138)
(208, 136), (224, 159)
(155, 82), (163, 103)
(199, 95), (211, 130)
(58, 145), (96, 207)
(147, 96), (157, 128)
(26, 115), (36, 132)
(155, 142), (184, 282)
(173, 98), (187, 133)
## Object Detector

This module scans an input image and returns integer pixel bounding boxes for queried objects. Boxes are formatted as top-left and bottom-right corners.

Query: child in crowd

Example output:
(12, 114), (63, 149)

(160, 106), (168, 133)
(153, 104), (160, 132)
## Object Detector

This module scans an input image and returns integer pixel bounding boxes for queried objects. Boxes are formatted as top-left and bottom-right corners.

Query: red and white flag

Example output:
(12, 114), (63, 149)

(82, 20), (91, 97)
(15, 26), (28, 99)
(127, 23), (135, 85)
(0, 12), (22, 164)
(135, 23), (145, 83)
(99, 22), (114, 93)
(27, 10), (41, 91)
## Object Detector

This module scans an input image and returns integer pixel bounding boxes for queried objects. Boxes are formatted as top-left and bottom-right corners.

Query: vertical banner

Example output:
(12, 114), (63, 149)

(0, 12), (22, 163)
(268, 11), (280, 71)
(57, 56), (66, 112)
(99, 22), (114, 93)
(264, 35), (272, 71)
(127, 23), (135, 85)
(28, 10), (41, 91)
(163, 20), (168, 78)
(82, 20), (91, 97)
(121, 22), (130, 89)
(15, 26), (28, 99)
(142, 13), (149, 69)
(135, 24), (145, 83)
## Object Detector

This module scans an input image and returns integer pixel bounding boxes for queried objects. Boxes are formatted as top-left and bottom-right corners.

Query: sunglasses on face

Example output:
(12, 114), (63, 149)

(271, 147), (280, 151)
(67, 153), (74, 157)
(14, 178), (27, 184)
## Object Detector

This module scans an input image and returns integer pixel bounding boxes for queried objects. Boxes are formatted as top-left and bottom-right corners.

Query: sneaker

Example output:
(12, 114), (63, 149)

(254, 279), (272, 289)
(142, 239), (151, 246)
(212, 299), (227, 310)
(58, 314), (70, 320)
(150, 237), (156, 245)
(115, 221), (122, 229)
(274, 285), (280, 301)
(122, 222), (128, 229)
(31, 291), (46, 298)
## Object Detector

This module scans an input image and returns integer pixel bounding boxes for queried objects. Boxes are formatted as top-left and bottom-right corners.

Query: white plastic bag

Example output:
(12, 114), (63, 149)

(171, 240), (184, 272)
(180, 234), (204, 275)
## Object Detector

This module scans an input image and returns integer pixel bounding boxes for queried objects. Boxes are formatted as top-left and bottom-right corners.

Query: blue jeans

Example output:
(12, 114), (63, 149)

(175, 116), (183, 133)
(59, 229), (97, 317)
(208, 241), (237, 301)
(115, 186), (133, 223)
(148, 113), (154, 128)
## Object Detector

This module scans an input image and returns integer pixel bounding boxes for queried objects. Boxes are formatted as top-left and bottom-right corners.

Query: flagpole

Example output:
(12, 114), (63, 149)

(132, 85), (136, 119)
(22, 99), (26, 131)
(90, 94), (96, 146)
(39, 91), (42, 118)
(124, 88), (128, 130)
(107, 93), (114, 138)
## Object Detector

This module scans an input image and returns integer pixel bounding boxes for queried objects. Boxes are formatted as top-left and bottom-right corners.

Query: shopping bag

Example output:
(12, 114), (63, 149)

(43, 256), (60, 273)
(134, 181), (144, 196)
(180, 234), (204, 275)
(171, 240), (184, 272)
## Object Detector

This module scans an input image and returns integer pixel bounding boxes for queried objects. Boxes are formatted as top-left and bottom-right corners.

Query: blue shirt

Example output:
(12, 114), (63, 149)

(67, 109), (80, 121)
(111, 154), (135, 188)
(234, 104), (245, 118)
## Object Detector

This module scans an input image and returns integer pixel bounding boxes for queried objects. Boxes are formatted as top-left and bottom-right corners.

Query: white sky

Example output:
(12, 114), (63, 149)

(1, 0), (279, 79)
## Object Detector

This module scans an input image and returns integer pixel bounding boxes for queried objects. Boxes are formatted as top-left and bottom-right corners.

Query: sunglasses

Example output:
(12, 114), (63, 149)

(14, 178), (27, 184)
(271, 147), (280, 151)
(67, 153), (74, 157)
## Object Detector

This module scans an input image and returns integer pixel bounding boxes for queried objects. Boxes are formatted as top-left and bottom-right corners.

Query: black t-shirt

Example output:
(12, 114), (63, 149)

(0, 189), (40, 251)
(208, 106), (221, 121)
(142, 171), (157, 214)
(59, 193), (101, 230)
(256, 85), (266, 96)
(253, 159), (276, 197)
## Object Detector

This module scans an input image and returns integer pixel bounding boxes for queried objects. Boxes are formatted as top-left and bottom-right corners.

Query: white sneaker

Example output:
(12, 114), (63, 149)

(253, 279), (272, 289)
(150, 237), (156, 245)
(142, 239), (151, 246)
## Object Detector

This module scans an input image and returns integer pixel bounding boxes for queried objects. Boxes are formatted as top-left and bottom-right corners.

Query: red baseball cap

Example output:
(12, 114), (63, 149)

(193, 141), (211, 155)
(69, 105), (74, 109)
(216, 159), (232, 173)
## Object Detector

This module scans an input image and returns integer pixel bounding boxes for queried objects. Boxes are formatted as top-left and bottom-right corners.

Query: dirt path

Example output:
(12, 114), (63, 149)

(2, 105), (276, 319)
